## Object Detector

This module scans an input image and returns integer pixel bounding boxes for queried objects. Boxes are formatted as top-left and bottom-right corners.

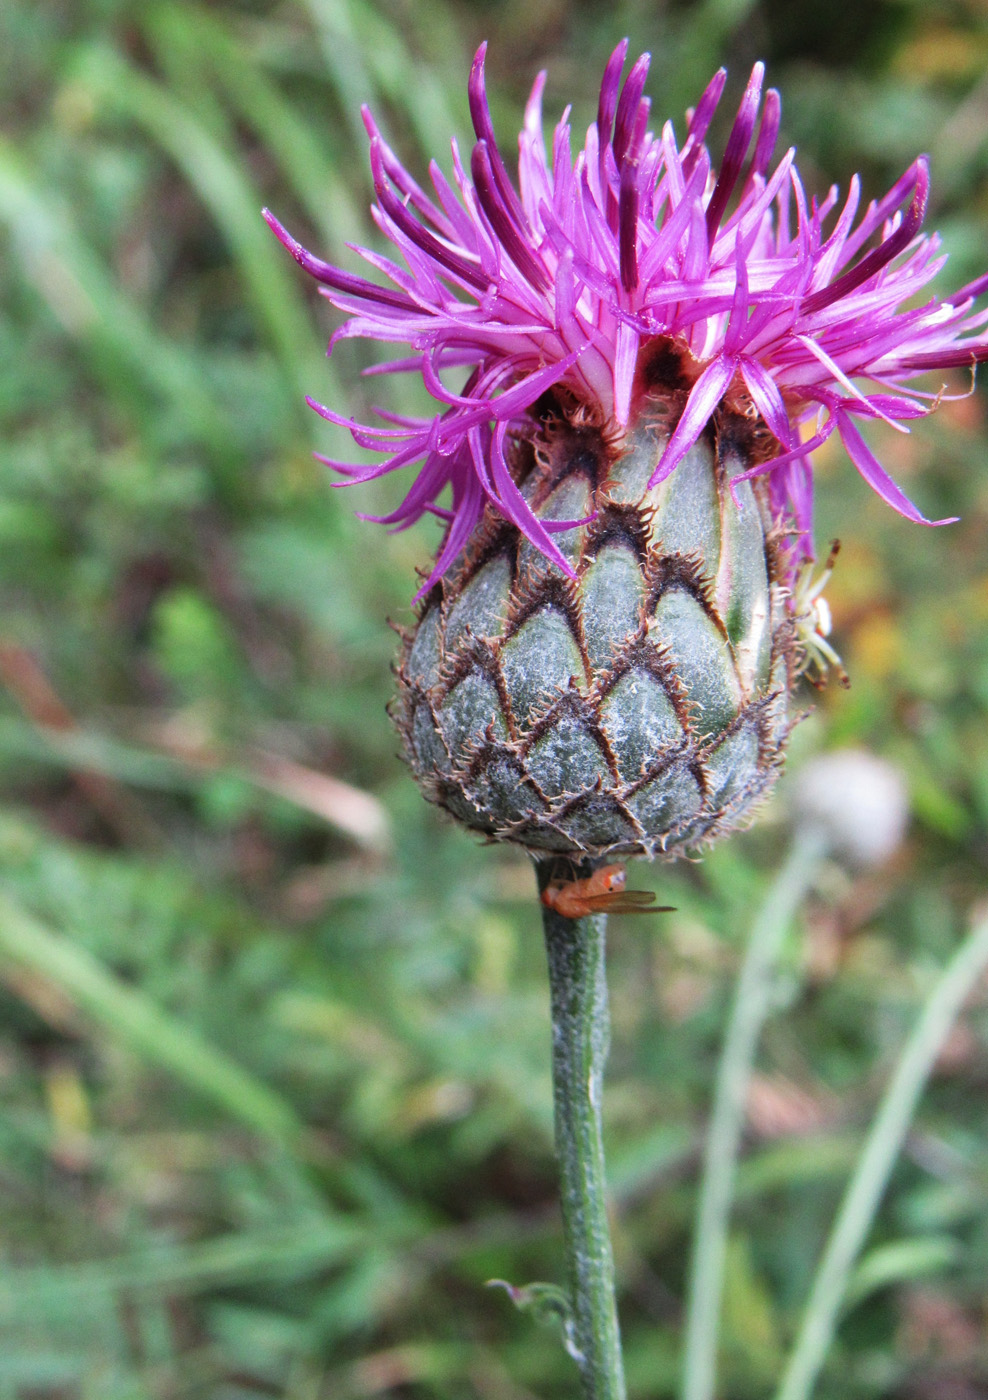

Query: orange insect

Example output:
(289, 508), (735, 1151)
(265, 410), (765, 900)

(540, 864), (675, 919)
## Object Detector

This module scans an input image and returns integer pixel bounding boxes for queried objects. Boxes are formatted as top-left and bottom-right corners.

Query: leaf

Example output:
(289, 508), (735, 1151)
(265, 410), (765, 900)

(721, 1234), (782, 1376)
(0, 139), (231, 462)
(0, 890), (302, 1146)
(487, 1279), (582, 1361)
(147, 3), (363, 248)
(0, 1222), (361, 1320)
(845, 1235), (959, 1307)
(70, 44), (328, 416)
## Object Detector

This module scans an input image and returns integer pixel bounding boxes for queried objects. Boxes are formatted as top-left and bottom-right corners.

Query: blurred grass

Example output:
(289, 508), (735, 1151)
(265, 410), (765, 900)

(2, 1), (988, 1397)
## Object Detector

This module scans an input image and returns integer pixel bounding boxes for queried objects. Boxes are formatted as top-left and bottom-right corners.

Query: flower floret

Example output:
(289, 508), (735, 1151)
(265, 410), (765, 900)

(264, 42), (988, 592)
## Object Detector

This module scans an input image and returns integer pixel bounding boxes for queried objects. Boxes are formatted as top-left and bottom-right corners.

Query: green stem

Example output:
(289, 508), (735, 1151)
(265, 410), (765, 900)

(680, 826), (826, 1400)
(775, 906), (988, 1400)
(537, 859), (626, 1400)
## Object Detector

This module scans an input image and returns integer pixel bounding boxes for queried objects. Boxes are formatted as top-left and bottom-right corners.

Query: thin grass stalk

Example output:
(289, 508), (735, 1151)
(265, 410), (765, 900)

(775, 906), (988, 1400)
(680, 825), (827, 1400)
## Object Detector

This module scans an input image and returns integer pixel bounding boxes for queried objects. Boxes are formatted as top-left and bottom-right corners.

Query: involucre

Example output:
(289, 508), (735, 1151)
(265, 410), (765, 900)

(396, 367), (795, 857)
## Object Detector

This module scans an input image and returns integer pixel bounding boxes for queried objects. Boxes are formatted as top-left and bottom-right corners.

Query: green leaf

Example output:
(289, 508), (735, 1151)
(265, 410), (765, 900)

(845, 1235), (959, 1307)
(70, 44), (328, 417)
(0, 890), (302, 1145)
(0, 1221), (361, 1320)
(487, 1279), (580, 1359)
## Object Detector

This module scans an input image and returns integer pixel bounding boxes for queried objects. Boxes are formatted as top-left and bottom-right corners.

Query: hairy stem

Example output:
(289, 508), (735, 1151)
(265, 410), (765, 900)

(537, 859), (626, 1400)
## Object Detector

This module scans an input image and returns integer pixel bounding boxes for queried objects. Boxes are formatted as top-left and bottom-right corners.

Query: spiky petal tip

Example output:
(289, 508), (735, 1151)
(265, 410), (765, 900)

(265, 43), (988, 593)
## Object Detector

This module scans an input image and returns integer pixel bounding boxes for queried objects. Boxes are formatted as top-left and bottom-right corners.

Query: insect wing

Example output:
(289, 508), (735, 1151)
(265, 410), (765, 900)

(582, 890), (676, 915)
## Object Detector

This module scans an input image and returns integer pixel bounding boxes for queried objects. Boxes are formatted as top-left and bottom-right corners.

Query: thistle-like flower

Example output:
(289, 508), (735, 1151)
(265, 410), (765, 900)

(266, 44), (988, 858)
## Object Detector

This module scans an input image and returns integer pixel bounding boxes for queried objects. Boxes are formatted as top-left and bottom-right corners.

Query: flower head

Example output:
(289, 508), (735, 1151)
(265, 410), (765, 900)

(264, 43), (988, 594)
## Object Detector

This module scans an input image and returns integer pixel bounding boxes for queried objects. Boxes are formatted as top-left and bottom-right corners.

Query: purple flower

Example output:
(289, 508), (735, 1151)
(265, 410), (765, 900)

(265, 42), (988, 594)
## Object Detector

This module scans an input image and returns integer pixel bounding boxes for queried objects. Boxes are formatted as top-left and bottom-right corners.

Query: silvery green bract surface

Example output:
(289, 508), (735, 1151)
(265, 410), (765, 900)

(394, 384), (794, 857)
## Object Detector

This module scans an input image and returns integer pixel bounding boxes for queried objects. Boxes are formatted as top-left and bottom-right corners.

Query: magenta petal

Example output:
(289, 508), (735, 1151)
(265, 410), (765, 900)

(370, 144), (491, 293)
(748, 87), (781, 182)
(486, 349), (583, 422)
(543, 511), (598, 532)
(360, 107), (457, 241)
(740, 358), (791, 449)
(837, 412), (958, 525)
(485, 423), (577, 578)
(415, 466), (486, 596)
(723, 232), (752, 355)
(270, 44), (985, 596)
(801, 158), (930, 315)
(613, 52), (651, 166)
(684, 68), (727, 159)
(619, 155), (640, 292)
(467, 44), (529, 234)
(897, 346), (988, 371)
(471, 141), (550, 292)
(730, 425), (834, 488)
(554, 246), (576, 327)
(706, 62), (764, 239)
(613, 321), (639, 426)
(649, 356), (737, 488)
(597, 39), (630, 149)
(262, 209), (415, 311)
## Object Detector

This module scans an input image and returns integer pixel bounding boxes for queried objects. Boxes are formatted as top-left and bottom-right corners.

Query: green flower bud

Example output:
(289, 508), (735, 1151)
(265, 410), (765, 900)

(395, 392), (797, 859)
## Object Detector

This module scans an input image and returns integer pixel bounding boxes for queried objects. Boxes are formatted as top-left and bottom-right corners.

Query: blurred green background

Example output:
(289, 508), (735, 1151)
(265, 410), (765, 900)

(2, 1), (988, 1396)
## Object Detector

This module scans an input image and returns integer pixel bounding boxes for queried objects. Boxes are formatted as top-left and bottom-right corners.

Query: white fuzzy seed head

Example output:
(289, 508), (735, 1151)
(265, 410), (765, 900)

(793, 749), (909, 868)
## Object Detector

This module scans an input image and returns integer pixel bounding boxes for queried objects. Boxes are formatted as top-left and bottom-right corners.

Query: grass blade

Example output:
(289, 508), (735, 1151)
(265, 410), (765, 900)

(680, 827), (826, 1400)
(0, 140), (230, 459)
(0, 1222), (361, 1319)
(0, 891), (302, 1146)
(72, 45), (329, 416)
(774, 906), (988, 1400)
